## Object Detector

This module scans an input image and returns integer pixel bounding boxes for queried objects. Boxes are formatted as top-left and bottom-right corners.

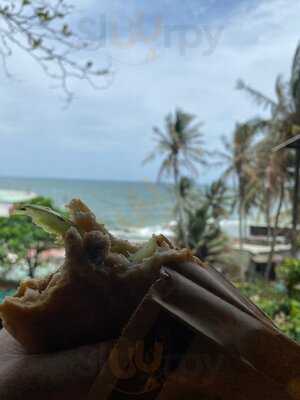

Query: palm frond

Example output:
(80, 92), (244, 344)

(237, 79), (277, 112)
(153, 126), (171, 145)
(142, 151), (157, 165)
(181, 157), (199, 176)
(275, 75), (293, 116)
(291, 41), (300, 112)
(144, 109), (206, 182)
(157, 156), (173, 181)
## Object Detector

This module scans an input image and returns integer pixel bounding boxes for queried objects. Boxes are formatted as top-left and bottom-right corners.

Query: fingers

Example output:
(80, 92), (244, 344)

(0, 329), (25, 359)
(0, 330), (114, 400)
(32, 340), (114, 388)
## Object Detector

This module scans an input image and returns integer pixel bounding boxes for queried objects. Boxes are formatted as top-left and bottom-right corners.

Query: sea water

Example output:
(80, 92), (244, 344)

(0, 176), (240, 240)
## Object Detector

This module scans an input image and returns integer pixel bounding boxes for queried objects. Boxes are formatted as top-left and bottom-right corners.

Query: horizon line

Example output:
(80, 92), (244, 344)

(0, 174), (172, 186)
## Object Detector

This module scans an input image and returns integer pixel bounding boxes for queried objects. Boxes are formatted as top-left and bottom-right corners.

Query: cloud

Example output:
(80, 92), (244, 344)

(0, 0), (299, 182)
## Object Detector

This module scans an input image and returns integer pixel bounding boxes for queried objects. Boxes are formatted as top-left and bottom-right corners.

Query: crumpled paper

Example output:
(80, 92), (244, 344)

(88, 262), (300, 400)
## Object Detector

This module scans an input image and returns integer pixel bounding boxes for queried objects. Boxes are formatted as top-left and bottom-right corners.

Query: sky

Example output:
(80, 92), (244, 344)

(0, 0), (299, 183)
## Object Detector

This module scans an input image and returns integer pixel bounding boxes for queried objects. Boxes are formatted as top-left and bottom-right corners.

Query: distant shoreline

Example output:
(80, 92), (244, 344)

(0, 175), (172, 187)
(0, 179), (240, 240)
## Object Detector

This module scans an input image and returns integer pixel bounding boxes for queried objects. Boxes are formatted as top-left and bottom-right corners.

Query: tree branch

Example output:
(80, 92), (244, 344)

(0, 0), (111, 103)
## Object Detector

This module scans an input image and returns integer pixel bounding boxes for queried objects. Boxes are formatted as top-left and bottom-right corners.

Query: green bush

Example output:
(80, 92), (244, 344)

(277, 258), (300, 297)
(238, 281), (300, 342)
(0, 196), (61, 278)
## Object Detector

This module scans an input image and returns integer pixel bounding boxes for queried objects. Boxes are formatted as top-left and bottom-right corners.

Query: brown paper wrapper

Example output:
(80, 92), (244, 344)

(88, 262), (300, 400)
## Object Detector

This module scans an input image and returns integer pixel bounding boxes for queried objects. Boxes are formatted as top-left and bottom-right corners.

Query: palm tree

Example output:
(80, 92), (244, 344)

(220, 121), (259, 248)
(253, 135), (289, 277)
(237, 41), (300, 130)
(183, 180), (230, 266)
(174, 176), (196, 246)
(144, 109), (206, 246)
(237, 42), (300, 274)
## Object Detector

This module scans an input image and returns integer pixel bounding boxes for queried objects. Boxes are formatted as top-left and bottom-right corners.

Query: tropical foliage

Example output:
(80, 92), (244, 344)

(175, 178), (230, 268)
(144, 108), (206, 246)
(0, 197), (60, 278)
(238, 270), (300, 342)
(235, 42), (300, 254)
(220, 121), (260, 246)
(277, 258), (300, 297)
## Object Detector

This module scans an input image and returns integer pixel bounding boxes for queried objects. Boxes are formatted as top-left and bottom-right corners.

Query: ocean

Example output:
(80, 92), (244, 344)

(0, 177), (177, 241)
(0, 176), (240, 241)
